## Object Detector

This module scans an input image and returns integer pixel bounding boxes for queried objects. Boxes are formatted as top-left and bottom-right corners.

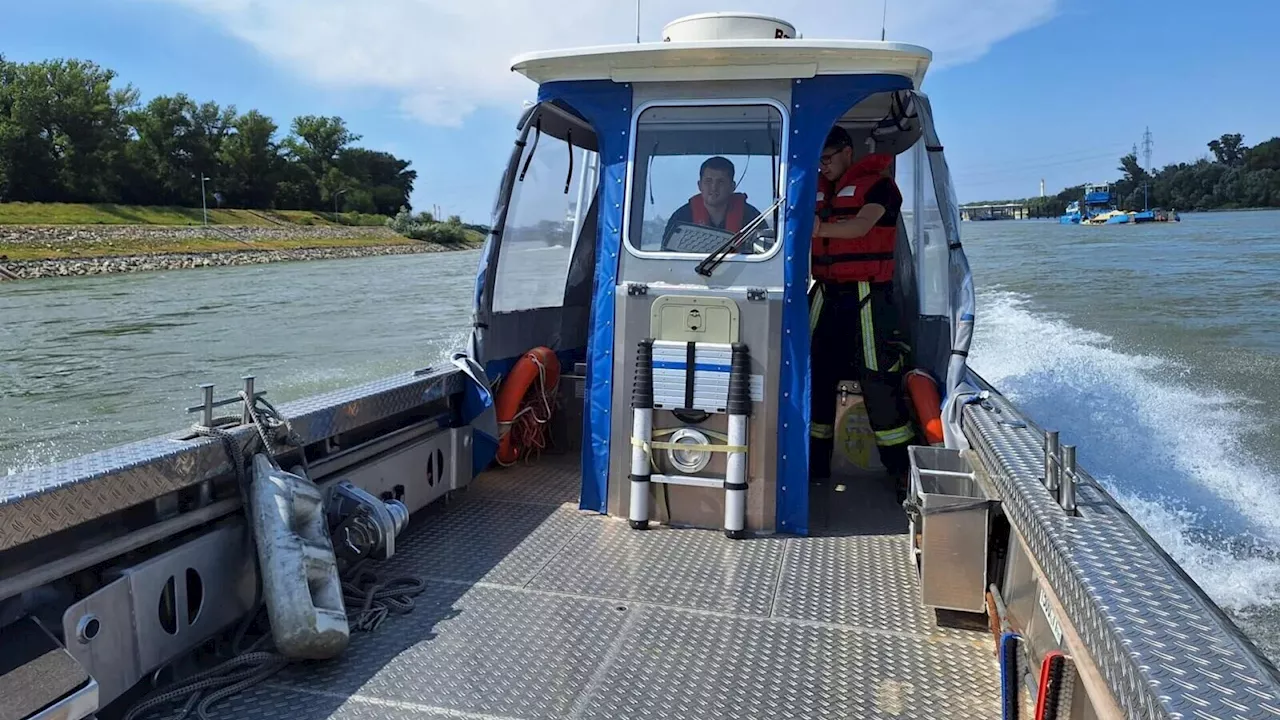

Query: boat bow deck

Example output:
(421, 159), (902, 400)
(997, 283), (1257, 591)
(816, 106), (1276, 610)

(210, 455), (1000, 719)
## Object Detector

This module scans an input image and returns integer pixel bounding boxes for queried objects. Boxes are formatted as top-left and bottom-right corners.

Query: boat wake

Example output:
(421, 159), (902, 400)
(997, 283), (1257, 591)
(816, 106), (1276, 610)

(970, 288), (1280, 655)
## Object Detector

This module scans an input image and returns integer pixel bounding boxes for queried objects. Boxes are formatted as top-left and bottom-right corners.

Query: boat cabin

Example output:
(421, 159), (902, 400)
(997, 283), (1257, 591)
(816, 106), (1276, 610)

(7, 13), (1278, 720)
(469, 12), (974, 537)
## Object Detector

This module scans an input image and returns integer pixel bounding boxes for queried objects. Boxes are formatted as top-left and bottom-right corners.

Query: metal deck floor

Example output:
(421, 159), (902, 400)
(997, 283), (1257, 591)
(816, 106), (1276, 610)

(211, 455), (1002, 720)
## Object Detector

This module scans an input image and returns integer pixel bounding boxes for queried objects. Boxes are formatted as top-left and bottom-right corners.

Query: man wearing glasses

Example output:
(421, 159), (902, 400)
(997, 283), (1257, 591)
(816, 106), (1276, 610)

(808, 125), (916, 500)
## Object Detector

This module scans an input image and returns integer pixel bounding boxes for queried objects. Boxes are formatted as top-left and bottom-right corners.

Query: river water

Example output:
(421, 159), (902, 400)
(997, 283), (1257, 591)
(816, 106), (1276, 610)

(3, 209), (1280, 659)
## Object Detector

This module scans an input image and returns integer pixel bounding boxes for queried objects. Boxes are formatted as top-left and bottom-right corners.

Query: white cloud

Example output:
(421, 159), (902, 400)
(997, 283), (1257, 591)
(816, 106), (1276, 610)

(147, 0), (1059, 126)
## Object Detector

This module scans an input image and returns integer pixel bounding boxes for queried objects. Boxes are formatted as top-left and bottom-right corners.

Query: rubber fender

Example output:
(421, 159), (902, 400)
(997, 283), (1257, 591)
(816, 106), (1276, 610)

(494, 346), (561, 464)
(249, 454), (349, 660)
(904, 369), (945, 445)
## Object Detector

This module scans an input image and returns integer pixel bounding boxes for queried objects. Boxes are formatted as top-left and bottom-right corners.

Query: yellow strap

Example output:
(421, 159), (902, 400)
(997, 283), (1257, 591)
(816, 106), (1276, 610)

(810, 422), (834, 440)
(630, 429), (747, 473)
(649, 440), (747, 453)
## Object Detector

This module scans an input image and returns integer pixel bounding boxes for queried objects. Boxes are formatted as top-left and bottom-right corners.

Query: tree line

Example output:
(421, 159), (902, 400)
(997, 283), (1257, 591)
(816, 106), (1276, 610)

(972, 133), (1280, 217)
(0, 56), (416, 215)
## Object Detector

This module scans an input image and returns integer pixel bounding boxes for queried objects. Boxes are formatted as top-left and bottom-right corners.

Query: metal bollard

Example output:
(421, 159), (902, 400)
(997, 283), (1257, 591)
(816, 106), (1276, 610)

(242, 375), (256, 425)
(1043, 430), (1060, 492)
(201, 383), (215, 428)
(1060, 445), (1077, 515)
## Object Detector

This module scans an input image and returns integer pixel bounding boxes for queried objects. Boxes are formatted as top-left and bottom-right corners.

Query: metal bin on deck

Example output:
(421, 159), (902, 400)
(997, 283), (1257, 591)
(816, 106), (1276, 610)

(908, 445), (993, 613)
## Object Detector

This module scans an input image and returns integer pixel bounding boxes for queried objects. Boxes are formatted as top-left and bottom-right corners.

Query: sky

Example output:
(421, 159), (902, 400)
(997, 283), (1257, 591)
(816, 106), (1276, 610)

(0, 0), (1275, 219)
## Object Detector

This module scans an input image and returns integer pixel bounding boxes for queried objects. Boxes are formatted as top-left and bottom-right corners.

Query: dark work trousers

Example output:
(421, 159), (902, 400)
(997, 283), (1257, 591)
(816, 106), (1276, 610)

(808, 280), (916, 480)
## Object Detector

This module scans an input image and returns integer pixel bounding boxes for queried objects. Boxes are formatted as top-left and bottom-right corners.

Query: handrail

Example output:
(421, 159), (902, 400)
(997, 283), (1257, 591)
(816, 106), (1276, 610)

(0, 365), (465, 553)
(961, 370), (1280, 719)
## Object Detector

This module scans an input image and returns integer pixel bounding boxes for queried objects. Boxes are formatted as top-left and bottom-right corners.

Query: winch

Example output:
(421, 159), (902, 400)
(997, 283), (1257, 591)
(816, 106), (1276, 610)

(326, 481), (410, 562)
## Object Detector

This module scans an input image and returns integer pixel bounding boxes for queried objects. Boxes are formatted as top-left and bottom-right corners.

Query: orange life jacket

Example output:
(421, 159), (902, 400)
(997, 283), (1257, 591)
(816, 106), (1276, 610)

(690, 193), (748, 232)
(812, 153), (899, 284)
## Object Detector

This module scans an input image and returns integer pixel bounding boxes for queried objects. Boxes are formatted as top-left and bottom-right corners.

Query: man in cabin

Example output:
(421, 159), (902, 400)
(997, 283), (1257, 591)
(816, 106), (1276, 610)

(809, 125), (916, 498)
(662, 156), (762, 249)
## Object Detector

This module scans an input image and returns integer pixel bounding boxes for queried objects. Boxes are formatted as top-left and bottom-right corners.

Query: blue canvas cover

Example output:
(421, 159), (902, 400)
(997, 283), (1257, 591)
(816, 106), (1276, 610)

(776, 73), (914, 535)
(531, 81), (634, 515)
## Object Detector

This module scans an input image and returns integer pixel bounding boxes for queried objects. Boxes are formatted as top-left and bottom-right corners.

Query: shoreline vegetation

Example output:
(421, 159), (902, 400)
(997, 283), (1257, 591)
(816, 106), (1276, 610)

(964, 132), (1280, 217)
(0, 203), (484, 281)
(0, 54), (492, 281)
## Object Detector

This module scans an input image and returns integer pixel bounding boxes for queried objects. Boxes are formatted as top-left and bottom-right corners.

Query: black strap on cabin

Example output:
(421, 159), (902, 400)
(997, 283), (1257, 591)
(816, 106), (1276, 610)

(648, 140), (660, 205)
(683, 341), (697, 410)
(564, 129), (573, 194)
(888, 92), (915, 132)
(769, 115), (778, 228)
(518, 117), (542, 182)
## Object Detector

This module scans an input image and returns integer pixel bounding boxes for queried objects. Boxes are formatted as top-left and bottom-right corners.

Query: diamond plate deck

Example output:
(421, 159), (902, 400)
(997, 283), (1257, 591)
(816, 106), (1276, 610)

(210, 682), (529, 720)
(773, 534), (970, 639)
(464, 454), (582, 507)
(962, 380), (1280, 720)
(525, 518), (787, 615)
(575, 605), (999, 720)
(203, 457), (1002, 720)
(264, 584), (631, 720)
(373, 498), (589, 587)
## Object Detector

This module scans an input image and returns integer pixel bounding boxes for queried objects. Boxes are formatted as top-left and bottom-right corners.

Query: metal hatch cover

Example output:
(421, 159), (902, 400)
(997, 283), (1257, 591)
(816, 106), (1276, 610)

(649, 294), (740, 344)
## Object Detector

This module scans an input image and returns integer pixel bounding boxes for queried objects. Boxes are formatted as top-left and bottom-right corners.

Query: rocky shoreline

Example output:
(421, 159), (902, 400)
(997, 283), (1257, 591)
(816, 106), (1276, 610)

(0, 224), (479, 280)
(0, 243), (472, 279)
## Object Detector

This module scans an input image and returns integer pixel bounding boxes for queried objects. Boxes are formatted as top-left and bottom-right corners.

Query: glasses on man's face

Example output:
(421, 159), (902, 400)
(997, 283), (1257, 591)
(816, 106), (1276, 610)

(819, 149), (843, 166)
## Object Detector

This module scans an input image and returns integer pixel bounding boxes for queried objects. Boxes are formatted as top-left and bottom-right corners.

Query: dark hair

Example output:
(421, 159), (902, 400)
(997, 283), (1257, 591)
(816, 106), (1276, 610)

(699, 156), (736, 180)
(824, 125), (853, 151)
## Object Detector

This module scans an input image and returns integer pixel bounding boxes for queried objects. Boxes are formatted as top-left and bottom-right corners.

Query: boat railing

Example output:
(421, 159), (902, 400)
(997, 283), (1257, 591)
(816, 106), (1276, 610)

(0, 364), (467, 578)
(963, 370), (1280, 719)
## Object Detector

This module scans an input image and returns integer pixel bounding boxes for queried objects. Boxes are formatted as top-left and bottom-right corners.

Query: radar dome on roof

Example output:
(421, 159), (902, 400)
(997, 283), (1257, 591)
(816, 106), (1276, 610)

(661, 12), (797, 42)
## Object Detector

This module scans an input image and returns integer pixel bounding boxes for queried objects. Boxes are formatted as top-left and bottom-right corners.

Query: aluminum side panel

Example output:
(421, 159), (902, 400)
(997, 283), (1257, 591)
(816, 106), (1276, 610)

(0, 368), (463, 552)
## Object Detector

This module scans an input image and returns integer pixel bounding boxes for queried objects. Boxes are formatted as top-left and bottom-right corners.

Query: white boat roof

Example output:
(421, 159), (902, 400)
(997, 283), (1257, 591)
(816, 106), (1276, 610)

(511, 39), (932, 88)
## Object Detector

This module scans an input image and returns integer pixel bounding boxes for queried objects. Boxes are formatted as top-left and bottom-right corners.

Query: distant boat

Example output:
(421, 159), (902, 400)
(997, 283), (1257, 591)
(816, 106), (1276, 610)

(1060, 183), (1130, 224)
(1132, 207), (1181, 223)
(1061, 182), (1180, 225)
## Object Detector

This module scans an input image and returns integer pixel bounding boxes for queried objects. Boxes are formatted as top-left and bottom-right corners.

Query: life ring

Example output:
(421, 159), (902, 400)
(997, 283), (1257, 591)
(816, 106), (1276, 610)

(494, 346), (561, 465)
(904, 369), (944, 445)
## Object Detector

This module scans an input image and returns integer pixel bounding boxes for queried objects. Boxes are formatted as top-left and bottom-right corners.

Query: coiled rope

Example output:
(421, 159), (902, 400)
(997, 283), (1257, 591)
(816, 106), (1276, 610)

(494, 355), (559, 466)
(121, 391), (425, 720)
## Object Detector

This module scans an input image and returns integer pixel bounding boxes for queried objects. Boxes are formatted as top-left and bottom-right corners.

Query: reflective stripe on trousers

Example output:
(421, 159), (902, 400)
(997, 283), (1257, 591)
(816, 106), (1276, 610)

(874, 424), (914, 447)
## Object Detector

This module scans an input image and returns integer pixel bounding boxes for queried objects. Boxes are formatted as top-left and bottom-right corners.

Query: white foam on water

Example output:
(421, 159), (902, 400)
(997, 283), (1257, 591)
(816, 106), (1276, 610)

(1102, 488), (1280, 610)
(969, 288), (1280, 610)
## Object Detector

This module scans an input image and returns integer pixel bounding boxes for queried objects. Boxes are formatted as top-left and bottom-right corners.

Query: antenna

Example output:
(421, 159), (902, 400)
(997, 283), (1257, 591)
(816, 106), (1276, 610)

(1141, 126), (1153, 174)
(636, 0), (641, 43)
(880, 0), (888, 40)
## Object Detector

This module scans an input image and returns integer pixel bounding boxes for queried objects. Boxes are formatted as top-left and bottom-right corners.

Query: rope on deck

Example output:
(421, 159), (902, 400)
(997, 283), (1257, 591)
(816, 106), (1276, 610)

(120, 394), (426, 720)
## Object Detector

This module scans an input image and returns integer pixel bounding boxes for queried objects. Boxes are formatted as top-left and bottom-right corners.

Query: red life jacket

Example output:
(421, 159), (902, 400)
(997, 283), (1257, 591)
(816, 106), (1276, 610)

(690, 193), (748, 232)
(812, 153), (899, 284)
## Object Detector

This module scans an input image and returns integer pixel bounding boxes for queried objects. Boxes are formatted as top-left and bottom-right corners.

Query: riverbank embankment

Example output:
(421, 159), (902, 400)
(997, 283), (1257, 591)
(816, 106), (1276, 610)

(0, 224), (480, 279)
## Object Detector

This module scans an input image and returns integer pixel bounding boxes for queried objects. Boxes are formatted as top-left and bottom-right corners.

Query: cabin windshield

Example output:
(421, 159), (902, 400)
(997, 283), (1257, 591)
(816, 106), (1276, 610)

(625, 102), (785, 258)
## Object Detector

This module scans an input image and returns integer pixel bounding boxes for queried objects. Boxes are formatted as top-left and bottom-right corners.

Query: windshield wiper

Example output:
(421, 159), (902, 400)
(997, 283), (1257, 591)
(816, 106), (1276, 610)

(694, 194), (787, 277)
